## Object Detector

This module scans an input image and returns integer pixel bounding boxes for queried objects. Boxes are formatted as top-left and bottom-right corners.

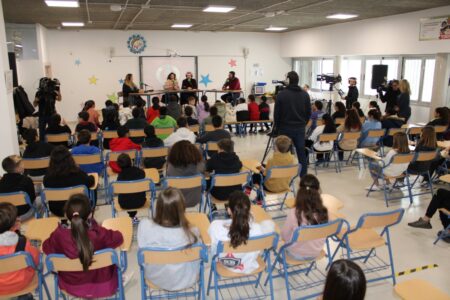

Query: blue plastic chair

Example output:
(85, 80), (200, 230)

(46, 248), (125, 299)
(138, 243), (208, 299)
(0, 191), (41, 218)
(162, 174), (207, 213)
(40, 185), (89, 217)
(329, 209), (405, 285)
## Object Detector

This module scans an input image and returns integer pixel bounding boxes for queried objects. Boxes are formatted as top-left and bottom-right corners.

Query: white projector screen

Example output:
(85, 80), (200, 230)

(140, 56), (197, 90)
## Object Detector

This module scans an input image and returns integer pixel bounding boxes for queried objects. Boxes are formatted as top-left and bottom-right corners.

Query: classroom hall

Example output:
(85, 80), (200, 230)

(0, 1), (449, 300)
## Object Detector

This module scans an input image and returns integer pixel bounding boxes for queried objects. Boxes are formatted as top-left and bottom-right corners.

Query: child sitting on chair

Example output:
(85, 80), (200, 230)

(71, 130), (104, 175)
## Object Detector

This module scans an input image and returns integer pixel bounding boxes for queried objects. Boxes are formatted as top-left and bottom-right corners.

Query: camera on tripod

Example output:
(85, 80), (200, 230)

(376, 80), (395, 93)
(38, 77), (60, 94)
(316, 74), (342, 85)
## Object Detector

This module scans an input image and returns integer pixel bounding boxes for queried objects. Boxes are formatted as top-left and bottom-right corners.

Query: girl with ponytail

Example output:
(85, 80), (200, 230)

(43, 194), (123, 298)
(281, 174), (329, 259)
(208, 191), (275, 274)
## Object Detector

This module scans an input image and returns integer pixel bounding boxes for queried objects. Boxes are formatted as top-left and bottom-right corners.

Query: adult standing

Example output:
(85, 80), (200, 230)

(221, 71), (241, 105)
(342, 77), (359, 109)
(34, 77), (61, 141)
(378, 80), (400, 113)
(163, 72), (180, 104)
(180, 72), (198, 105)
(274, 71), (311, 177)
(397, 79), (411, 122)
(122, 73), (144, 106)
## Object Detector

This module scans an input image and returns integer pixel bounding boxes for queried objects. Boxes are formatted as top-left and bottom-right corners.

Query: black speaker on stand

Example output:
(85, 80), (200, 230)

(371, 64), (388, 89)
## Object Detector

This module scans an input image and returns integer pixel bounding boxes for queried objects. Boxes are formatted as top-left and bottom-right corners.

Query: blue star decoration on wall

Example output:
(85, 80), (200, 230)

(74, 59), (81, 66)
(199, 74), (212, 87)
(119, 79), (124, 85)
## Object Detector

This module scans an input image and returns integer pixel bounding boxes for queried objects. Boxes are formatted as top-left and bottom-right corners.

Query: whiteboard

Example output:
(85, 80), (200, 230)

(140, 56), (197, 90)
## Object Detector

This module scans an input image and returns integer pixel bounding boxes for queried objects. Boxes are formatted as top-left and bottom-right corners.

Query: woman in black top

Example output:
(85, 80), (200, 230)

(332, 101), (346, 121)
(116, 153), (146, 219)
(141, 125), (166, 169)
(408, 126), (437, 174)
(43, 146), (95, 217)
(22, 129), (54, 177)
(180, 72), (198, 105)
(122, 73), (145, 106)
(397, 80), (411, 122)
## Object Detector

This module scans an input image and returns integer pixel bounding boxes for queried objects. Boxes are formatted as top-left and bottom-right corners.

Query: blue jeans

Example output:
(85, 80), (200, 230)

(278, 126), (307, 177)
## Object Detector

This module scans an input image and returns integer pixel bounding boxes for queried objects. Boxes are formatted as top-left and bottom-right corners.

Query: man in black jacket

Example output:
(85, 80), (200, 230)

(274, 71), (311, 176)
(378, 80), (400, 113)
(342, 77), (359, 109)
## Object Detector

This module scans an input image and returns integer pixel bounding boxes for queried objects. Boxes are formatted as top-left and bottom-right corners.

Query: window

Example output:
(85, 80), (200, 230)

(421, 59), (435, 103)
(311, 58), (334, 90)
(403, 59), (422, 101)
(341, 58), (362, 93)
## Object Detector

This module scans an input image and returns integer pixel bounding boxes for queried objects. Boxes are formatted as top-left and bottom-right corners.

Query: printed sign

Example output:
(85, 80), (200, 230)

(419, 16), (450, 41)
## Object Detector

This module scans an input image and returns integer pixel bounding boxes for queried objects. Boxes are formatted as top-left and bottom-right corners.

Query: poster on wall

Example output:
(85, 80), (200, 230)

(419, 16), (450, 41)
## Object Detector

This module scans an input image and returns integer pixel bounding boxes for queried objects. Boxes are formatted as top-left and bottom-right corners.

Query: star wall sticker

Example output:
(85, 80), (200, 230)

(199, 74), (213, 87)
(88, 75), (98, 85)
(74, 59), (81, 66)
(228, 59), (237, 68)
(119, 79), (124, 85)
(107, 92), (118, 103)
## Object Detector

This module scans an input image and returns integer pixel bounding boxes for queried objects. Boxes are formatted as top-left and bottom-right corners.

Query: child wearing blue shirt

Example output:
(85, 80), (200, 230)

(359, 109), (382, 148)
(71, 130), (104, 174)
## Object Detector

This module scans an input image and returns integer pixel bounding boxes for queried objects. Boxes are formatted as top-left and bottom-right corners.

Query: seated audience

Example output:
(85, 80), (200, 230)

(184, 106), (199, 126)
(117, 153), (146, 221)
(43, 146), (95, 217)
(368, 132), (410, 190)
(151, 106), (177, 140)
(336, 109), (362, 161)
(197, 95), (210, 124)
(306, 114), (336, 162)
(248, 95), (260, 134)
(43, 194), (123, 298)
(235, 98), (249, 133)
(352, 101), (365, 118)
(0, 156), (36, 220)
(135, 101), (146, 119)
(331, 101), (346, 121)
(71, 130), (104, 175)
(82, 100), (100, 128)
(109, 126), (141, 173)
(0, 203), (39, 298)
(167, 95), (181, 120)
(141, 125), (165, 169)
(359, 109), (382, 148)
(101, 108), (120, 150)
(381, 107), (405, 147)
(166, 140), (204, 208)
(322, 259), (366, 300)
(201, 106), (218, 129)
(208, 191), (275, 274)
(146, 96), (161, 124)
(22, 129), (54, 177)
(407, 126), (437, 175)
(101, 99), (116, 123)
(182, 96), (198, 120)
(164, 117), (196, 147)
(258, 95), (271, 133)
(206, 139), (243, 201)
(45, 113), (72, 147)
(427, 107), (449, 140)
(138, 188), (200, 291)
(281, 174), (329, 259)
(126, 107), (148, 143)
(368, 100), (381, 113)
(196, 116), (230, 157)
(76, 111), (97, 133)
(119, 100), (133, 125)
(214, 100), (227, 122)
(310, 100), (325, 132)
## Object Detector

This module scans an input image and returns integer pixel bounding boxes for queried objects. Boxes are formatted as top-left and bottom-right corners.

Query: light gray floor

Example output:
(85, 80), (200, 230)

(42, 132), (450, 299)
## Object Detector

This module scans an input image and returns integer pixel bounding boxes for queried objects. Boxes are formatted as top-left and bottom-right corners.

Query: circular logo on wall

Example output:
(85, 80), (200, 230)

(127, 34), (147, 54)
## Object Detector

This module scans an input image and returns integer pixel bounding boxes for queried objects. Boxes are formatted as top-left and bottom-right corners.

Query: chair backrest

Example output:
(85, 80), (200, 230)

(72, 153), (103, 165)
(206, 142), (219, 152)
(316, 119), (324, 126)
(23, 157), (50, 170)
(388, 127), (406, 136)
(321, 194), (344, 212)
(407, 127), (423, 136)
(138, 243), (207, 265)
(189, 125), (200, 133)
(24, 217), (59, 243)
(334, 118), (345, 125)
(318, 133), (339, 142)
(42, 185), (88, 202)
(46, 133), (70, 143)
(390, 153), (415, 165)
(107, 150), (137, 162)
(434, 125), (447, 133)
(357, 208), (404, 229)
(46, 248), (119, 272)
(155, 127), (174, 136)
(367, 129), (386, 138)
(341, 131), (361, 140)
(102, 130), (118, 139)
(164, 175), (205, 190)
(110, 178), (153, 195)
(102, 217), (133, 251)
(414, 151), (437, 162)
(292, 219), (344, 243)
(144, 168), (160, 183)
(0, 252), (36, 274)
(219, 232), (278, 254)
(204, 124), (214, 132)
(140, 147), (169, 158)
(266, 164), (300, 180)
(0, 191), (30, 207)
(212, 171), (250, 188)
(129, 129), (145, 138)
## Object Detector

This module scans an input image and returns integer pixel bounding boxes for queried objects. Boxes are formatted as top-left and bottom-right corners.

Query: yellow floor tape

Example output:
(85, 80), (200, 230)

(396, 264), (439, 277)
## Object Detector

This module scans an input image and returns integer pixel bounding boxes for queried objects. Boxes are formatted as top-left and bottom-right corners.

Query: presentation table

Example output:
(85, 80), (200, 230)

(130, 89), (204, 107)
(202, 89), (244, 101)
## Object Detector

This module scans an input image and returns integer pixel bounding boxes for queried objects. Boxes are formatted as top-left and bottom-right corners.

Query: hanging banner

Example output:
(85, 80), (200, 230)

(419, 16), (450, 41)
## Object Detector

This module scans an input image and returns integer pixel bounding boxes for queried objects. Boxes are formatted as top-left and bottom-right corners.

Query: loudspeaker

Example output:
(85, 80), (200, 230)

(371, 64), (388, 89)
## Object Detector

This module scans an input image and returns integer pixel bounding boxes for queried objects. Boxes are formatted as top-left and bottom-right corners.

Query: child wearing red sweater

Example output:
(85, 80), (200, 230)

(109, 125), (141, 173)
(247, 94), (260, 134)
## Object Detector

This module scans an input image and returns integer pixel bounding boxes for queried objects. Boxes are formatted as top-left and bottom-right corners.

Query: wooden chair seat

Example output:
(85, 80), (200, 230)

(346, 229), (386, 250)
(394, 279), (450, 300)
(144, 168), (160, 184)
(284, 249), (326, 266)
(216, 256), (265, 278)
(0, 273), (38, 299)
(285, 197), (295, 208)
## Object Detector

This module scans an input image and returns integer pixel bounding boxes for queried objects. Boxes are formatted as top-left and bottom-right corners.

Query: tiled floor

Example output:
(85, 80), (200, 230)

(44, 132), (450, 299)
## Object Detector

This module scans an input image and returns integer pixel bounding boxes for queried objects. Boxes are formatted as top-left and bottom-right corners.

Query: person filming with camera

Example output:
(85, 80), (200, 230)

(34, 77), (62, 141)
(273, 71), (311, 177)
(341, 77), (359, 109)
(377, 80), (400, 113)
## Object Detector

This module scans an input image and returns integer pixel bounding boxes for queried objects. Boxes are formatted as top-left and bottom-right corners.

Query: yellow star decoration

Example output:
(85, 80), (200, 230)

(88, 75), (98, 85)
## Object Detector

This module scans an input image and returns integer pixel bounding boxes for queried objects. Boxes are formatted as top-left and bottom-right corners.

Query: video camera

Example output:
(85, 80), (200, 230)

(316, 74), (342, 85)
(38, 77), (60, 94)
(272, 79), (287, 95)
(376, 79), (395, 93)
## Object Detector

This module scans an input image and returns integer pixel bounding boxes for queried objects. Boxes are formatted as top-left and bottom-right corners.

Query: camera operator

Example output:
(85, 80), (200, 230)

(341, 77), (359, 109)
(273, 71), (311, 177)
(377, 80), (400, 113)
(33, 78), (62, 141)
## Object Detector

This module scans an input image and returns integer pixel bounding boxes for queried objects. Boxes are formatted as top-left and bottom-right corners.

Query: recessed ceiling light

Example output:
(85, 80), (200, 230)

(203, 5), (236, 13)
(326, 13), (358, 20)
(265, 26), (287, 31)
(61, 22), (85, 27)
(45, 0), (79, 7)
(171, 24), (193, 28)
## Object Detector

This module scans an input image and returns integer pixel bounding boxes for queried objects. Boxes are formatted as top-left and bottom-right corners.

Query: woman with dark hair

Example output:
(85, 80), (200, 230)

(407, 126), (437, 175)
(138, 188), (200, 290)
(82, 100), (100, 127)
(43, 194), (123, 298)
(306, 114), (336, 161)
(166, 140), (204, 208)
(427, 107), (449, 140)
(281, 174), (329, 259)
(322, 259), (366, 300)
(368, 100), (381, 113)
(163, 73), (180, 104)
(337, 109), (362, 161)
(359, 109), (382, 148)
(122, 73), (144, 106)
(208, 191), (275, 274)
(22, 128), (54, 177)
(331, 101), (346, 121)
(43, 146), (95, 217)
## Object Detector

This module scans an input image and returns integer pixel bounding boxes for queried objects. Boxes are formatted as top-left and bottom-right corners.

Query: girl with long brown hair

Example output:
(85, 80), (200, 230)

(408, 126), (437, 175)
(43, 194), (123, 298)
(281, 174), (329, 259)
(337, 109), (362, 160)
(138, 187), (199, 291)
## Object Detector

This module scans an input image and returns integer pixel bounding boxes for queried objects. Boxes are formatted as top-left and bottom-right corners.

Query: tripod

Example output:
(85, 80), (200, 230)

(261, 125), (277, 164)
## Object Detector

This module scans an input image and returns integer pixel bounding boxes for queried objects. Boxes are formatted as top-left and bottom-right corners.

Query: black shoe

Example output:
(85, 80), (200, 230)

(408, 218), (432, 229)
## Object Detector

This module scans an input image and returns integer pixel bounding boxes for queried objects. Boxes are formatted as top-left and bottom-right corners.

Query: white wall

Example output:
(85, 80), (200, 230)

(45, 30), (290, 121)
